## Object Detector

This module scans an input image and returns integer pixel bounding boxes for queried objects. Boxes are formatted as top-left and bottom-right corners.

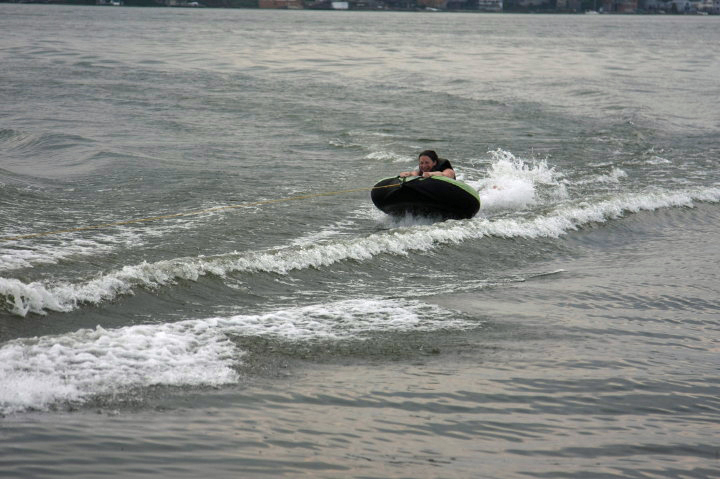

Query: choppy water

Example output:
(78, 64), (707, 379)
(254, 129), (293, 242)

(1, 5), (719, 478)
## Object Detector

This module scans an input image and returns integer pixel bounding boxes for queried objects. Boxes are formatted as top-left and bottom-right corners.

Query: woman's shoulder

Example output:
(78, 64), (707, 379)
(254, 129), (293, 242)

(437, 158), (453, 170)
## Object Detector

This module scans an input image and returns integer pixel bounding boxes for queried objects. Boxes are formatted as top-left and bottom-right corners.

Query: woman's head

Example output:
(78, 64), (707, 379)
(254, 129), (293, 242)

(418, 150), (439, 172)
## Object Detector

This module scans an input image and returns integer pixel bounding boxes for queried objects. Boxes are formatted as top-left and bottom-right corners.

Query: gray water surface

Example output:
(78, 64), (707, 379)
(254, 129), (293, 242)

(1, 6), (719, 478)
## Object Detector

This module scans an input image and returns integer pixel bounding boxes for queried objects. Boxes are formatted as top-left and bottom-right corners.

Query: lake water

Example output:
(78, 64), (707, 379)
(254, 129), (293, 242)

(1, 5), (719, 478)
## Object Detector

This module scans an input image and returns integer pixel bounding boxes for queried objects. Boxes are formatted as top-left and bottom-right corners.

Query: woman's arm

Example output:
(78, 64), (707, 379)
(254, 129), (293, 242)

(422, 168), (455, 179)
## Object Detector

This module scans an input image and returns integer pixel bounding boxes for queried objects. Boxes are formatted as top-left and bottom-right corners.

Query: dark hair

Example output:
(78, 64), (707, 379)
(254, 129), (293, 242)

(418, 150), (439, 164)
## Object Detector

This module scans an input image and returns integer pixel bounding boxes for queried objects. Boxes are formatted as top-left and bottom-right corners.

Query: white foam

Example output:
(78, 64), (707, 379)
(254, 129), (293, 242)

(0, 298), (471, 414)
(0, 322), (241, 415)
(575, 167), (628, 186)
(291, 219), (355, 247)
(645, 155), (672, 165)
(212, 298), (470, 340)
(364, 150), (410, 163)
(328, 137), (360, 149)
(0, 238), (116, 272)
(608, 167), (628, 181)
(2, 186), (719, 317)
(0, 203), (232, 272)
(0, 278), (73, 316)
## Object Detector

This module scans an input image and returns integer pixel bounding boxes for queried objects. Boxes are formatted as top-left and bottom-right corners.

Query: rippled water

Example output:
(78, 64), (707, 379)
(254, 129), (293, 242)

(1, 5), (719, 478)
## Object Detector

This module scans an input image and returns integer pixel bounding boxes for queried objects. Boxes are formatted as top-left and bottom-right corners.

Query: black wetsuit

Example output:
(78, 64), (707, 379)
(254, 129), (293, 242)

(432, 159), (453, 172)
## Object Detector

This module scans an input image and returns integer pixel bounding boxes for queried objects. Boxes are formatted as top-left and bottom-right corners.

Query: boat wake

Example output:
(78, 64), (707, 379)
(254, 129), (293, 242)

(0, 298), (474, 415)
(1, 185), (718, 317)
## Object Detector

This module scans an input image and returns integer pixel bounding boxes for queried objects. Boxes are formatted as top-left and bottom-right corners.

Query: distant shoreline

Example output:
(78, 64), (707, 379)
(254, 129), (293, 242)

(1, 0), (717, 15)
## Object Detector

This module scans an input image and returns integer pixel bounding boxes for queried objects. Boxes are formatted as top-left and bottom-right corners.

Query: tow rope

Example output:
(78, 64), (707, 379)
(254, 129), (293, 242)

(1, 183), (400, 242)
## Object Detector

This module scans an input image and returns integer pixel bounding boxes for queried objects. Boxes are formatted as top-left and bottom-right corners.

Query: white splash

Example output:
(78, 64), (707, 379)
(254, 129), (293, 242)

(468, 149), (566, 211)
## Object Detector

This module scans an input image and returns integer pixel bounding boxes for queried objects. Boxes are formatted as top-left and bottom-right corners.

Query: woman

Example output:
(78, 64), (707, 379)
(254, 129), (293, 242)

(399, 150), (456, 179)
